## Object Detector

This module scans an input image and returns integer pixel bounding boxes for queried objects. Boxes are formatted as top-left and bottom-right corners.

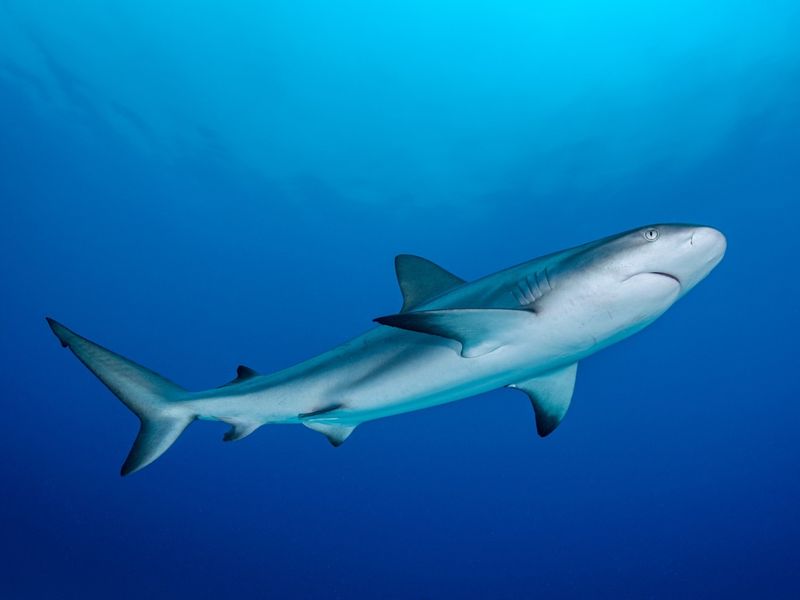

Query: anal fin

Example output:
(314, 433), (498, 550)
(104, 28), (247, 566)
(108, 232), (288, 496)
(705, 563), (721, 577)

(221, 420), (261, 442)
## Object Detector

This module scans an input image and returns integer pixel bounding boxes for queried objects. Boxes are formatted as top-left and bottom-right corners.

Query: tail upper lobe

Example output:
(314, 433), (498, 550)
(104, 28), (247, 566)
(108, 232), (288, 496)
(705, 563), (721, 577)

(46, 318), (194, 475)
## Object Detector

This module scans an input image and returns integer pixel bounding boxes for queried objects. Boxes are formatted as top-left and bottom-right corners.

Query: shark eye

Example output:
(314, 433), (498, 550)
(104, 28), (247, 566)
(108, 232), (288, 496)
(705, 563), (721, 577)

(643, 228), (659, 241)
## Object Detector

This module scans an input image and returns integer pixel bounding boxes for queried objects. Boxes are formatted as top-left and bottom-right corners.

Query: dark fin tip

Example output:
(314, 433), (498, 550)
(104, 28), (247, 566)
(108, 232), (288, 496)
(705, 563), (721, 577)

(45, 317), (69, 347)
(236, 365), (257, 377)
(536, 415), (559, 438)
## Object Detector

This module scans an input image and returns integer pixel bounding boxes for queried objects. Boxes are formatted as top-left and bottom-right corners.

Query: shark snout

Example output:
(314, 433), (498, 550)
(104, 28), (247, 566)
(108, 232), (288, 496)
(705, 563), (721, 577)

(673, 226), (726, 293)
(691, 226), (727, 263)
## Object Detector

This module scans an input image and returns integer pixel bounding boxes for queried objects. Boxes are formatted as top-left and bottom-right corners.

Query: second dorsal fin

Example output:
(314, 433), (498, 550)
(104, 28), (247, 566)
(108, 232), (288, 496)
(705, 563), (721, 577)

(219, 365), (259, 388)
(394, 254), (465, 312)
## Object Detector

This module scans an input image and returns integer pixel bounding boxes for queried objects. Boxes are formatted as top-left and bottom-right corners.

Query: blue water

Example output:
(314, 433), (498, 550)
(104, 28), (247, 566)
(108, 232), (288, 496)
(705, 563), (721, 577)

(2, 2), (799, 598)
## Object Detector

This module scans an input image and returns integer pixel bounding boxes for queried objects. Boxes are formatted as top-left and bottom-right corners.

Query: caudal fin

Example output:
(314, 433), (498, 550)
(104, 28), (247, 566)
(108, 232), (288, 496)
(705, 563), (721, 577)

(46, 318), (194, 476)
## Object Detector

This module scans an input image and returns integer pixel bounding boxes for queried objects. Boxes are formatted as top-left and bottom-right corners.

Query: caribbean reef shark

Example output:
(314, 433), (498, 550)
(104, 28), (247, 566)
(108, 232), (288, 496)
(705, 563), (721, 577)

(47, 224), (726, 475)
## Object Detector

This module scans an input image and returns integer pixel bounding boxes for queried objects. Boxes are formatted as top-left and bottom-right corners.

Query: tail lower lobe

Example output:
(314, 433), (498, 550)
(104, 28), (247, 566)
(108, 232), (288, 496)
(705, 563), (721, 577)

(46, 318), (194, 475)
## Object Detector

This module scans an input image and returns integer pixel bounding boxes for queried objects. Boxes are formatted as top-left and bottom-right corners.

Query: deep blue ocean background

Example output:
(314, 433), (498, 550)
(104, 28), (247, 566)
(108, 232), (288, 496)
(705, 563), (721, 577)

(1, 2), (799, 598)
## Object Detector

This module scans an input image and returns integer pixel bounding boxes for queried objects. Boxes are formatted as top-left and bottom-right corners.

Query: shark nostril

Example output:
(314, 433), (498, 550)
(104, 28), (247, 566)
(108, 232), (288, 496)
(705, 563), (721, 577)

(690, 232), (695, 246)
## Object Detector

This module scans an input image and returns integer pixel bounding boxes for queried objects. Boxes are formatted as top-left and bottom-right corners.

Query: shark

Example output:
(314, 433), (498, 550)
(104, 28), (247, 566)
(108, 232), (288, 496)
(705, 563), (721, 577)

(47, 224), (726, 476)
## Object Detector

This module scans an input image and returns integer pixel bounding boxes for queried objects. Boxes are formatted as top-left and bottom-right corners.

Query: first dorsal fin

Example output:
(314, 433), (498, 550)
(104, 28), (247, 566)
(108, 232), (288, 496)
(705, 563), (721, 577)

(218, 365), (259, 388)
(395, 254), (465, 312)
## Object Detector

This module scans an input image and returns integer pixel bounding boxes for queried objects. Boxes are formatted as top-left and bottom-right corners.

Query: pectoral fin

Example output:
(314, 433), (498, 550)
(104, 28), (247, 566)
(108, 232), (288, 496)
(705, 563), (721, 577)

(303, 422), (357, 447)
(375, 308), (534, 357)
(509, 363), (578, 437)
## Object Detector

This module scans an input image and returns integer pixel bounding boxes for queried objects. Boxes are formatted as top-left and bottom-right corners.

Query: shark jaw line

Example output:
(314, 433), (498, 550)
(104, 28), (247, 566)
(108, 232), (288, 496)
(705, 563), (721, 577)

(622, 271), (681, 288)
(650, 271), (681, 286)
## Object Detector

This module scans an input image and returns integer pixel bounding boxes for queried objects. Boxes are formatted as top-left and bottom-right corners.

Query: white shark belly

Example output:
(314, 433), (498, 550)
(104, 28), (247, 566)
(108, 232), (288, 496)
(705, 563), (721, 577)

(235, 325), (574, 426)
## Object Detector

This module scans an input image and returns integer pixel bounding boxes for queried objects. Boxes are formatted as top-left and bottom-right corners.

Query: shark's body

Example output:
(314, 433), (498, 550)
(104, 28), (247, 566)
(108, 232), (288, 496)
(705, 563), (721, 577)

(48, 224), (726, 475)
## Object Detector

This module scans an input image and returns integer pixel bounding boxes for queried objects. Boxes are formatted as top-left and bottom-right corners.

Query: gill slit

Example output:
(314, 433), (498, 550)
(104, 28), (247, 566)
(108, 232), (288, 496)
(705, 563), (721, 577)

(513, 269), (554, 307)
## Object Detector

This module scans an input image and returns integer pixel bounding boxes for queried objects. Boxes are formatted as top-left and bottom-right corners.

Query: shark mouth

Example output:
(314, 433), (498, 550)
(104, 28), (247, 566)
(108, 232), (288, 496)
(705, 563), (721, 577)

(650, 271), (681, 285)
